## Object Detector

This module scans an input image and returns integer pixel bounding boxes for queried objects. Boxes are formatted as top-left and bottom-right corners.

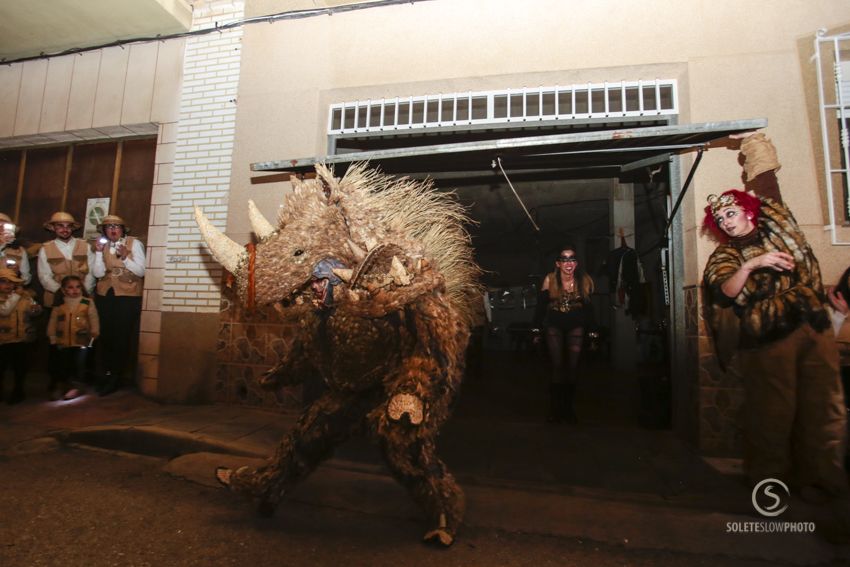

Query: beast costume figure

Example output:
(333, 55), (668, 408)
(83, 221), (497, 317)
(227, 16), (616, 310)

(702, 132), (850, 541)
(195, 164), (480, 546)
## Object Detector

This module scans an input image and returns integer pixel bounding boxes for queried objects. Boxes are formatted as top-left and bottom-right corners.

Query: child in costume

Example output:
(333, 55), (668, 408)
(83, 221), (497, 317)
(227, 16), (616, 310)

(47, 275), (99, 400)
(0, 267), (41, 404)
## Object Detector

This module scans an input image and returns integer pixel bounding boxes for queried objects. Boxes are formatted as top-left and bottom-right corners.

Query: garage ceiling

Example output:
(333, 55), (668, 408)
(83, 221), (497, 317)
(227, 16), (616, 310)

(252, 119), (768, 178)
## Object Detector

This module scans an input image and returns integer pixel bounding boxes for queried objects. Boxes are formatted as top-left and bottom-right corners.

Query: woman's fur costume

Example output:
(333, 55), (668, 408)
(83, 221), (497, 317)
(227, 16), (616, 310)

(195, 164), (480, 546)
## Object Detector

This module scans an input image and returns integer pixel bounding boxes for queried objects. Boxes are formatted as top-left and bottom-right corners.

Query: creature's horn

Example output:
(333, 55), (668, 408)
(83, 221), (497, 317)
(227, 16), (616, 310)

(194, 206), (247, 273)
(346, 239), (367, 261)
(390, 255), (411, 285)
(248, 199), (276, 240)
(332, 268), (353, 282)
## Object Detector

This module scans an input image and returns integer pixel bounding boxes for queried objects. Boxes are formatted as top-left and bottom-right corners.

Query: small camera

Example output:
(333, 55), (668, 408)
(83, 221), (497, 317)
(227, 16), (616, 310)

(5, 258), (16, 267)
(99, 237), (108, 245)
(2, 222), (14, 233)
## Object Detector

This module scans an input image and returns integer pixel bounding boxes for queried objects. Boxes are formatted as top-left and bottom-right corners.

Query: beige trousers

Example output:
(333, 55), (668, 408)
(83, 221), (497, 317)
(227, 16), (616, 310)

(739, 324), (848, 495)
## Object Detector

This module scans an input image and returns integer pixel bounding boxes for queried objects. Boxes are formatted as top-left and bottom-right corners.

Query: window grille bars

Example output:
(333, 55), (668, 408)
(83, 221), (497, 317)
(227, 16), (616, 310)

(327, 79), (679, 135)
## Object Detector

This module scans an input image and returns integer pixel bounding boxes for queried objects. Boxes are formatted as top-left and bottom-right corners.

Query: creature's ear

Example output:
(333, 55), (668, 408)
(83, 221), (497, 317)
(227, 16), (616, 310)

(314, 164), (338, 203)
(248, 200), (276, 240)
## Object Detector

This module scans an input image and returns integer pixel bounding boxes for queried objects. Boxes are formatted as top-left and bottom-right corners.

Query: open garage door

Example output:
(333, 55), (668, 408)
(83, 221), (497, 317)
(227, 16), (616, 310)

(250, 119), (766, 431)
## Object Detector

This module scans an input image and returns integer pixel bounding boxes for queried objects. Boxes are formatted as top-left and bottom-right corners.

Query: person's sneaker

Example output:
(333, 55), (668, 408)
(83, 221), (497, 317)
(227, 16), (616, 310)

(62, 388), (81, 401)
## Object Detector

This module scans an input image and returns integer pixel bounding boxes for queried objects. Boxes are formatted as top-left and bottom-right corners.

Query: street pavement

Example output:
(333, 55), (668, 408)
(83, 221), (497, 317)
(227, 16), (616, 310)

(1, 387), (849, 566)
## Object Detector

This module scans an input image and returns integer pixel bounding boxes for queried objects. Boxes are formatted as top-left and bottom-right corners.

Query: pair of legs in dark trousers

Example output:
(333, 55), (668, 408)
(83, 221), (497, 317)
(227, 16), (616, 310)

(544, 323), (583, 423)
(739, 324), (847, 495)
(0, 342), (28, 404)
(95, 290), (141, 393)
(50, 346), (92, 398)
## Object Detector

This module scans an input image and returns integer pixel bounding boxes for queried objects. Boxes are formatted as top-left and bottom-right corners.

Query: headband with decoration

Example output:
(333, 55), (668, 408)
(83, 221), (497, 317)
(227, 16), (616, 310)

(706, 193), (739, 215)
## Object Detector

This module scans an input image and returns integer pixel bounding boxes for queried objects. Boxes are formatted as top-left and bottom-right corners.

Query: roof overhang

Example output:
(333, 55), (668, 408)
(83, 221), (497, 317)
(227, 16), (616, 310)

(251, 119), (768, 178)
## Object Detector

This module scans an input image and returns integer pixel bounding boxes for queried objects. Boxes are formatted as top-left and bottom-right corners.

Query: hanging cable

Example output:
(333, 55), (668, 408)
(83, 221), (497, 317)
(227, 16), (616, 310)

(494, 157), (540, 233)
(1, 0), (435, 65)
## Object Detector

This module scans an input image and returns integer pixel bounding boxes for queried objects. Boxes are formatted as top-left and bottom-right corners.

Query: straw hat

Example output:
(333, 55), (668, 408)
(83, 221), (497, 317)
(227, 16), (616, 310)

(0, 267), (23, 283)
(96, 214), (130, 233)
(44, 211), (81, 231)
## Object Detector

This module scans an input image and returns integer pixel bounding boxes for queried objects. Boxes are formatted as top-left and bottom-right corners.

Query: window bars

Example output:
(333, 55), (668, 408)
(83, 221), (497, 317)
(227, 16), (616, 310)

(327, 79), (678, 135)
(814, 29), (850, 244)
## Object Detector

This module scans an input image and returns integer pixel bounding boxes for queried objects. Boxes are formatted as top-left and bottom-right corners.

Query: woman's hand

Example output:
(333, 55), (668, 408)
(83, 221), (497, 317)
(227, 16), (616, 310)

(745, 251), (794, 272)
(729, 131), (758, 140)
(721, 251), (794, 298)
(828, 286), (849, 315)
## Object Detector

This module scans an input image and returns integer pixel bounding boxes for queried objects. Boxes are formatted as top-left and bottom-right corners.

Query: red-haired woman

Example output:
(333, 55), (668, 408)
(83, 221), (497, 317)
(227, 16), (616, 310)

(702, 133), (848, 523)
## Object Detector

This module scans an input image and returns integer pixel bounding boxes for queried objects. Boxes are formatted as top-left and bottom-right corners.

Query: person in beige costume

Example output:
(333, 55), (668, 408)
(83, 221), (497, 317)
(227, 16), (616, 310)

(38, 212), (95, 398)
(91, 214), (145, 395)
(0, 213), (32, 285)
(37, 212), (95, 305)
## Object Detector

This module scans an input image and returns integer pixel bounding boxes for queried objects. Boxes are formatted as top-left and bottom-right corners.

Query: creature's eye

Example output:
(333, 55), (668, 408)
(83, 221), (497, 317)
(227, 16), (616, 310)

(293, 249), (304, 257)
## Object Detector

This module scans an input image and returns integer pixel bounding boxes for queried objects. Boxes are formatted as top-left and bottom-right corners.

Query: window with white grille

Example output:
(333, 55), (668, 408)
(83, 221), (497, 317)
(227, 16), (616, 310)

(327, 79), (678, 135)
(814, 31), (850, 239)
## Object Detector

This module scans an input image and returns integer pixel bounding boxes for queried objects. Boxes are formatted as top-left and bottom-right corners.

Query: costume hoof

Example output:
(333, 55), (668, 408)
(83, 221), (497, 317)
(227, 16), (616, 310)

(422, 528), (454, 547)
(214, 467), (233, 488)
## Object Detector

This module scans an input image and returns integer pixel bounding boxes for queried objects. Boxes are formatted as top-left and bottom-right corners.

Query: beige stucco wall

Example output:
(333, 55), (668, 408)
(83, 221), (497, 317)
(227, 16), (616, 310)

(228, 0), (850, 287)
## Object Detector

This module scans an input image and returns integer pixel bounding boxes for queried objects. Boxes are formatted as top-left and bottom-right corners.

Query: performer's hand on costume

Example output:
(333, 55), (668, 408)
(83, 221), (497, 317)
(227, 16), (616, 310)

(747, 251), (795, 272)
(721, 251), (795, 298)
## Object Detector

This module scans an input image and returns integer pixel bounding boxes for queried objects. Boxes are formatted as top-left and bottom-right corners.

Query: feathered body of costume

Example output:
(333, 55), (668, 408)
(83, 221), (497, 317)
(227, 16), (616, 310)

(195, 164), (480, 546)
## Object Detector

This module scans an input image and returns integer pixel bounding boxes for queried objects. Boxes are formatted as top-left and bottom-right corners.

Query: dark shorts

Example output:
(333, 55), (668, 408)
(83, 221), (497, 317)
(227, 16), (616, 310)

(543, 304), (591, 332)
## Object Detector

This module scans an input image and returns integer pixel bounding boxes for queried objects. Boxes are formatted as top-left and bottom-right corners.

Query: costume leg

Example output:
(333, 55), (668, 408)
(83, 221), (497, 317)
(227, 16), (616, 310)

(377, 423), (464, 546)
(792, 326), (847, 496)
(738, 328), (800, 487)
(224, 390), (372, 514)
(544, 325), (566, 422)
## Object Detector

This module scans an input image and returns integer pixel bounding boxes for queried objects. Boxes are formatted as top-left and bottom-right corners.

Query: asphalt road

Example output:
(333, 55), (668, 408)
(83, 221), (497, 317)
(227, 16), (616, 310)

(0, 444), (792, 567)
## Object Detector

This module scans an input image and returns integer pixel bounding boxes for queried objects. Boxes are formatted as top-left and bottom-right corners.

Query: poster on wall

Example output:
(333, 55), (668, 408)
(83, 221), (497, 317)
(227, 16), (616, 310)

(83, 197), (110, 240)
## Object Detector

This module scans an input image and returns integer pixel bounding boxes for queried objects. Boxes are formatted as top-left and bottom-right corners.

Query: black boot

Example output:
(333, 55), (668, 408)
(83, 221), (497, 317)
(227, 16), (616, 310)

(98, 371), (121, 396)
(563, 383), (578, 424)
(546, 383), (566, 424)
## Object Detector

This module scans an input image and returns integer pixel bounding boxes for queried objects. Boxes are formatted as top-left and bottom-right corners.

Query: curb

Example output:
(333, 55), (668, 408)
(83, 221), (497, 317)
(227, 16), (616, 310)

(54, 425), (267, 460)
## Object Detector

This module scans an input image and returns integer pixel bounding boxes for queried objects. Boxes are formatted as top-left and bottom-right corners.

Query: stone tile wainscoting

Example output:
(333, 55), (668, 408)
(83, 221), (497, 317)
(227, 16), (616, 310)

(687, 284), (745, 457)
(216, 282), (302, 410)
